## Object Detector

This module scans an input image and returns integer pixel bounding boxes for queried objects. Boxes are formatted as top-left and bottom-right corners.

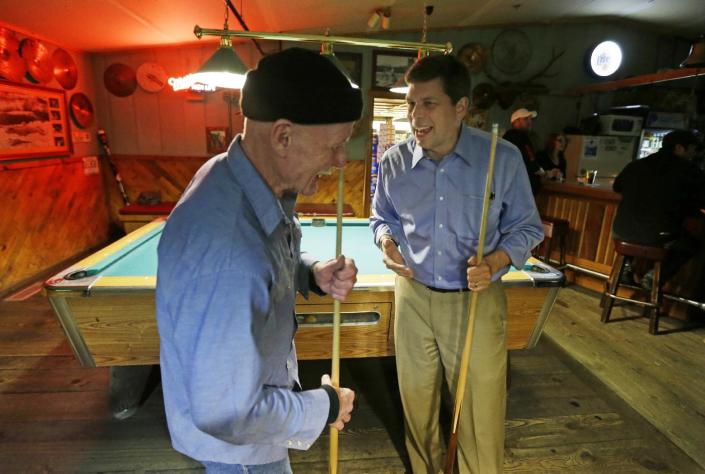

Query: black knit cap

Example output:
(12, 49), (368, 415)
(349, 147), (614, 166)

(241, 47), (363, 124)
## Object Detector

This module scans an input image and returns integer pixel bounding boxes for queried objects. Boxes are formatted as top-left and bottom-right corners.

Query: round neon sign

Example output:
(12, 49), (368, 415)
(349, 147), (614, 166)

(589, 41), (622, 77)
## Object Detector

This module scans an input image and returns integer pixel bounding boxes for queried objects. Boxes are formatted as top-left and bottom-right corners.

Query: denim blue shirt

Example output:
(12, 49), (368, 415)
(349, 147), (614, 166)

(370, 125), (543, 289)
(156, 136), (329, 464)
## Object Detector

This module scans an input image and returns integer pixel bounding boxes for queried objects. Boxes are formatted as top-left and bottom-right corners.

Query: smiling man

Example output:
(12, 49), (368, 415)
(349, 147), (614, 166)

(156, 48), (362, 473)
(370, 54), (543, 473)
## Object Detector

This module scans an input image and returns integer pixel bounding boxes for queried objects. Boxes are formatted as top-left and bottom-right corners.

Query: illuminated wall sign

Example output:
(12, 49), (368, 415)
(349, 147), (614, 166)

(168, 75), (216, 92)
(588, 41), (622, 77)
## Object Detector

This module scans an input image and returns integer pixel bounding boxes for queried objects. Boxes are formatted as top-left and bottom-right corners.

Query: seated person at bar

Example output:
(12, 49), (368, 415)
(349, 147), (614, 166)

(503, 108), (544, 195)
(536, 133), (568, 182)
(612, 130), (705, 289)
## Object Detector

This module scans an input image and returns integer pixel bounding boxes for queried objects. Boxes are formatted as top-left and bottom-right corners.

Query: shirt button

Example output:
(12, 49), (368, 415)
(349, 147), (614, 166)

(437, 276), (442, 281)
(440, 168), (445, 172)
(439, 196), (444, 201)
(438, 223), (443, 229)
(437, 250), (442, 255)
(287, 440), (293, 446)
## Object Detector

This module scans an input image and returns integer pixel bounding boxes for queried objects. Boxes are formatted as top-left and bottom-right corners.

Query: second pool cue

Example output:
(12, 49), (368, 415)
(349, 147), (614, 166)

(444, 124), (499, 474)
(329, 166), (345, 474)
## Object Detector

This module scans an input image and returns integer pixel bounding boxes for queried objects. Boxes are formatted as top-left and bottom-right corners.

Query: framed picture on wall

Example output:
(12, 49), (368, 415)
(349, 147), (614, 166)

(0, 81), (72, 161)
(205, 126), (230, 154)
(372, 50), (417, 89)
(335, 52), (363, 87)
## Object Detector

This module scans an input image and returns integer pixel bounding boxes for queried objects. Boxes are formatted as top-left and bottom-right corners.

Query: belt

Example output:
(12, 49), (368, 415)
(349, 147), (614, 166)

(424, 285), (470, 293)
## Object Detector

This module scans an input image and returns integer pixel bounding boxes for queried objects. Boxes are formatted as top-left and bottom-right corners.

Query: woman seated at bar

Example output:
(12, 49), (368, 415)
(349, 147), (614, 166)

(611, 130), (705, 289)
(537, 133), (568, 182)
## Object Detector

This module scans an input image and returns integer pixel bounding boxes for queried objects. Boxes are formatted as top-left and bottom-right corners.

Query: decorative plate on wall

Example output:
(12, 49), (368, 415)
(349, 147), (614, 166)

(0, 27), (26, 82)
(491, 29), (531, 74)
(458, 42), (488, 74)
(136, 62), (167, 93)
(103, 63), (137, 97)
(471, 82), (496, 109)
(52, 48), (78, 90)
(19, 38), (53, 83)
(69, 92), (94, 128)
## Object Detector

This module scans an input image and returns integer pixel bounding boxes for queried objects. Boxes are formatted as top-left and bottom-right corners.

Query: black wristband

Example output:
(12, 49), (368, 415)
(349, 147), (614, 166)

(321, 384), (339, 425)
(308, 266), (326, 296)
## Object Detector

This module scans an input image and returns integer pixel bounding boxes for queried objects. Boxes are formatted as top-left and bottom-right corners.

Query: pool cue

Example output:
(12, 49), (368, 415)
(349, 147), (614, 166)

(97, 129), (130, 205)
(329, 167), (345, 474)
(444, 124), (499, 474)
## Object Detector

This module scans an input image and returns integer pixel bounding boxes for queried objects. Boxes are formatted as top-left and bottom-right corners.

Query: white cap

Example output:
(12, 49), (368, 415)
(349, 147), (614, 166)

(511, 108), (537, 123)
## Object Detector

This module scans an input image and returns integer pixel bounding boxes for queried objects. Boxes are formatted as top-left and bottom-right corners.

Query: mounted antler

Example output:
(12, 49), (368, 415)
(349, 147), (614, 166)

(523, 48), (565, 84)
(483, 48), (565, 109)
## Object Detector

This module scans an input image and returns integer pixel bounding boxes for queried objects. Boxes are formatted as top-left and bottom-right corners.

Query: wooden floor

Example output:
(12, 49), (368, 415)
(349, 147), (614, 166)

(0, 289), (703, 473)
(544, 285), (705, 471)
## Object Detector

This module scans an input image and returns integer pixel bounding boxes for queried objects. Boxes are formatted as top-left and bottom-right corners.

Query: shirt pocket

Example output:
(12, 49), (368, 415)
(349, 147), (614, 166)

(449, 191), (501, 249)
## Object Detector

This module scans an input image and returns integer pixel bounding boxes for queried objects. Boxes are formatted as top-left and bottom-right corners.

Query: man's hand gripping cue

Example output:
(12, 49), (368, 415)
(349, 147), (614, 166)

(321, 374), (355, 430)
(466, 250), (511, 291)
(313, 256), (357, 301)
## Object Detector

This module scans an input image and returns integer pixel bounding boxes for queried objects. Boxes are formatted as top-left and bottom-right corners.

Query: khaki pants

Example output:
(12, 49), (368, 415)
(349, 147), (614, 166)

(394, 277), (507, 474)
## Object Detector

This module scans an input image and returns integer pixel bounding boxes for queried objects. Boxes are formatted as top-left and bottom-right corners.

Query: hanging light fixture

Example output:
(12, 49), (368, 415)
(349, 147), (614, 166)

(320, 41), (359, 89)
(189, 4), (248, 90)
(681, 35), (705, 68)
(390, 5), (434, 94)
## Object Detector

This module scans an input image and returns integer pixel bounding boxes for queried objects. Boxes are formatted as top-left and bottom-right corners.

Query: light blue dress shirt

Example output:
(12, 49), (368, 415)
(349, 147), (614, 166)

(370, 125), (544, 289)
(156, 136), (329, 465)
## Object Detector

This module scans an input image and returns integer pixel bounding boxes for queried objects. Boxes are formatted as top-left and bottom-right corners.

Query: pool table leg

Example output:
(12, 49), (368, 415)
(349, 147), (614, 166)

(109, 365), (159, 420)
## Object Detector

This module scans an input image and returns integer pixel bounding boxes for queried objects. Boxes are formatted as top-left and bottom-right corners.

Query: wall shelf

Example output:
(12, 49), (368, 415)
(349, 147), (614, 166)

(567, 67), (705, 95)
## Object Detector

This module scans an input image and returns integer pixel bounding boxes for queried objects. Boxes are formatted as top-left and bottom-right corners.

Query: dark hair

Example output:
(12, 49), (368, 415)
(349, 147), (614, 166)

(544, 133), (566, 154)
(405, 54), (471, 105)
(662, 130), (698, 152)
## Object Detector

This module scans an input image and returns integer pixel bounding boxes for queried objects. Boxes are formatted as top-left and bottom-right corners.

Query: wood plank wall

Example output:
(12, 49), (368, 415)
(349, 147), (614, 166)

(109, 154), (369, 218)
(0, 158), (110, 292)
(296, 160), (368, 217)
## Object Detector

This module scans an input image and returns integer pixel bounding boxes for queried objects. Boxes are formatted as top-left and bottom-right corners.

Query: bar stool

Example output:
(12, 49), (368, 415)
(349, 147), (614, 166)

(601, 240), (668, 334)
(538, 217), (569, 269)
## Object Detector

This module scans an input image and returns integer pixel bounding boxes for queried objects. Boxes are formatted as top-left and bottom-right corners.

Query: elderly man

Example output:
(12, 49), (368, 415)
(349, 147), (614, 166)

(156, 48), (362, 473)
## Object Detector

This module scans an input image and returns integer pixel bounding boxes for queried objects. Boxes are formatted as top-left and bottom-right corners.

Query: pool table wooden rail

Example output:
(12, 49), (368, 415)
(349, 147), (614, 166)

(44, 219), (561, 367)
(45, 282), (558, 367)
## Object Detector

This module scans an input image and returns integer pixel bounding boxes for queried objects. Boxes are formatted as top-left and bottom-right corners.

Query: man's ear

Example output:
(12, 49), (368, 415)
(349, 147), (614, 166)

(456, 96), (469, 120)
(271, 119), (293, 156)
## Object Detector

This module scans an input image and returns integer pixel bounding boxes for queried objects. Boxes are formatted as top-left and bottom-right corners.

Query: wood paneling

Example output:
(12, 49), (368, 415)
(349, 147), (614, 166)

(109, 155), (369, 219)
(536, 182), (621, 275)
(0, 158), (110, 293)
(111, 154), (208, 204)
(297, 161), (368, 217)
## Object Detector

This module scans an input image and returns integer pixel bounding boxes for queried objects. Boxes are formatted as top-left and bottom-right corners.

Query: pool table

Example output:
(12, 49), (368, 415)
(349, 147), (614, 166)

(45, 218), (563, 367)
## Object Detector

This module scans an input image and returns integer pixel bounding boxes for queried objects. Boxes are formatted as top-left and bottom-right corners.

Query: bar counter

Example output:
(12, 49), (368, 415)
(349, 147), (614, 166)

(537, 180), (705, 322)
(535, 180), (620, 286)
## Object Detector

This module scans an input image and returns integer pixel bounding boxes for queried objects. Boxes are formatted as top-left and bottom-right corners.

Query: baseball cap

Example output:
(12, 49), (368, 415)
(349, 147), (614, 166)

(511, 108), (537, 123)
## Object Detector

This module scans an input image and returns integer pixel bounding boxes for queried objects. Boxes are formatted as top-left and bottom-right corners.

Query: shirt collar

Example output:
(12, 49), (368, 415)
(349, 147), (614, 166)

(226, 135), (286, 236)
(410, 125), (473, 168)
